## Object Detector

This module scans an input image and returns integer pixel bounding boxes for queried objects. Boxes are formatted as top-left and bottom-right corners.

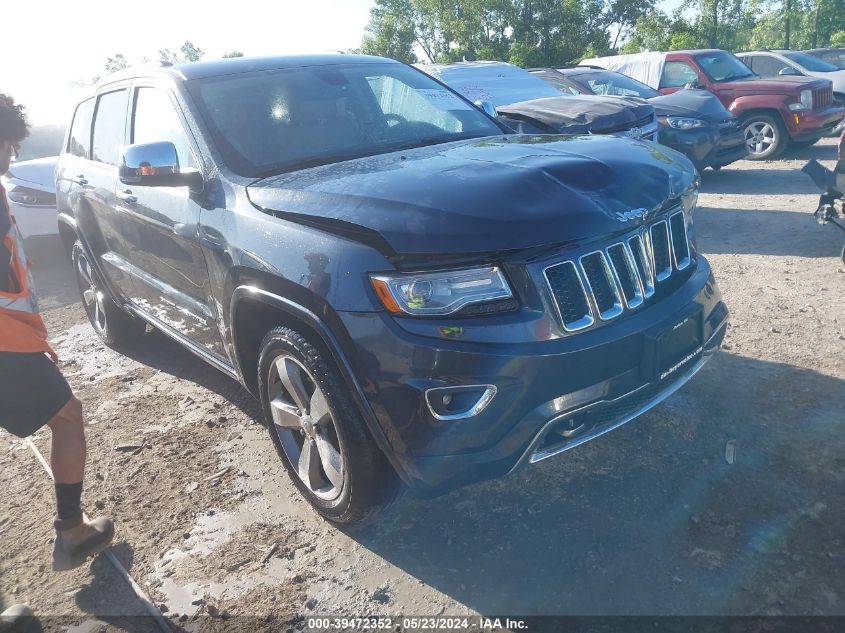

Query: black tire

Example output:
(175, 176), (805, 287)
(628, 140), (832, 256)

(258, 326), (399, 525)
(742, 114), (788, 160)
(71, 241), (145, 346)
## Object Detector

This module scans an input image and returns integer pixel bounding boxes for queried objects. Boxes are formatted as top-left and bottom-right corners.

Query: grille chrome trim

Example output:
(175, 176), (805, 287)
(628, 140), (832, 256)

(543, 260), (595, 332)
(544, 207), (694, 333)
(607, 242), (645, 310)
(579, 250), (624, 321)
(628, 233), (655, 299)
(649, 220), (672, 282)
(669, 211), (691, 271)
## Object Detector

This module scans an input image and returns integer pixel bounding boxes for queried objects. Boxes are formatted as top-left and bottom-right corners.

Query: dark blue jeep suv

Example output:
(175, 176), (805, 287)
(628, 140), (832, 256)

(56, 55), (727, 523)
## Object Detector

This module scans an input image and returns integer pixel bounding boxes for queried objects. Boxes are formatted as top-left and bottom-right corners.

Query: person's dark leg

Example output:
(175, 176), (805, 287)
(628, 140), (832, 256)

(46, 395), (114, 571)
(47, 396), (86, 519)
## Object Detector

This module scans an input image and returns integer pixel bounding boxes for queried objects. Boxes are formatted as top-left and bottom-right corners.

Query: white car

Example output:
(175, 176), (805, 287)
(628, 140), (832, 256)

(1, 156), (59, 238)
(736, 50), (845, 134)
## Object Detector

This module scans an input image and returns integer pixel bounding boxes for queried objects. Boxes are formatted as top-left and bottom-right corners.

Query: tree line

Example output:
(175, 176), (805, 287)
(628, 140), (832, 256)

(99, 42), (244, 81)
(358, 0), (845, 67)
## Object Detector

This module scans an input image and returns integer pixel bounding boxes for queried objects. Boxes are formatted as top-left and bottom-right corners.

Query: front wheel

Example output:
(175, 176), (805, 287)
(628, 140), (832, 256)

(72, 242), (146, 346)
(743, 115), (788, 160)
(258, 326), (399, 525)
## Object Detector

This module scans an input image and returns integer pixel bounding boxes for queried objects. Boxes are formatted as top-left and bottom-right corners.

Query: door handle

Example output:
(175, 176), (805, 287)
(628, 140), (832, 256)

(73, 174), (88, 185)
(116, 190), (137, 205)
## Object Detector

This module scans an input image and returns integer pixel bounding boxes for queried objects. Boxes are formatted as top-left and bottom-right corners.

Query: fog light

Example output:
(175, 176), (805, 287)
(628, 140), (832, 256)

(425, 385), (497, 421)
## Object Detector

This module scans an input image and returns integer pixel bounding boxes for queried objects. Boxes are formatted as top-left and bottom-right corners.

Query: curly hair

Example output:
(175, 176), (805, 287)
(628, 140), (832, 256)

(0, 93), (30, 146)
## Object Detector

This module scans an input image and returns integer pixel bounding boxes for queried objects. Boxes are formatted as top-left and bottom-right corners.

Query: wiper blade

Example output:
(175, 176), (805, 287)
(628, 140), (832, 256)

(386, 133), (488, 153)
(721, 72), (752, 81)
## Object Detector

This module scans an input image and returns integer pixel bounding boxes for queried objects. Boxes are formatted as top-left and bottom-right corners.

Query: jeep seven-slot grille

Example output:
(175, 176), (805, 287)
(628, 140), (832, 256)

(813, 86), (832, 109)
(544, 210), (692, 332)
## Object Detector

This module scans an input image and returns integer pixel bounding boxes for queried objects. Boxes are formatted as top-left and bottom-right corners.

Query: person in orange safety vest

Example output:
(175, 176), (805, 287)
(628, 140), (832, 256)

(0, 93), (114, 571)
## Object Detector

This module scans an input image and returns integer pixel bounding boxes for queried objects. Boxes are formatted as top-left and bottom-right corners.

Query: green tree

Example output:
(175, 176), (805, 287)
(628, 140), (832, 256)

(222, 50), (245, 58)
(159, 41), (205, 64)
(360, 0), (418, 63)
(105, 53), (129, 74)
(608, 0), (658, 49)
(622, 10), (701, 51)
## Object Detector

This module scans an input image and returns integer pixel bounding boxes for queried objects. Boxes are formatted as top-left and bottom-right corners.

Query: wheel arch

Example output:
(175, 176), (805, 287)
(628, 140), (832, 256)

(229, 286), (412, 486)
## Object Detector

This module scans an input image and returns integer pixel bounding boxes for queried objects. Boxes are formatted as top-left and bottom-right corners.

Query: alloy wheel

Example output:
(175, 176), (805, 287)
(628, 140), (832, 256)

(267, 354), (345, 500)
(75, 252), (107, 334)
(744, 121), (776, 156)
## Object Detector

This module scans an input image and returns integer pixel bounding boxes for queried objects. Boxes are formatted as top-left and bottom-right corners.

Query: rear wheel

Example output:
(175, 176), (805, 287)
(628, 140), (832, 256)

(742, 115), (787, 160)
(258, 326), (399, 525)
(72, 241), (145, 346)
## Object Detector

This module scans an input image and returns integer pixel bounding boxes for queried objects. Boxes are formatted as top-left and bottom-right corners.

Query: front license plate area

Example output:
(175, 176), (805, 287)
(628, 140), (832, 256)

(641, 308), (704, 382)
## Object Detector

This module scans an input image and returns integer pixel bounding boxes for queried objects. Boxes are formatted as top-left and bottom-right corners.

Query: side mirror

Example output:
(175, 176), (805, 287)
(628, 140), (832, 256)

(474, 100), (498, 118)
(684, 78), (702, 89)
(779, 67), (801, 76)
(119, 142), (202, 189)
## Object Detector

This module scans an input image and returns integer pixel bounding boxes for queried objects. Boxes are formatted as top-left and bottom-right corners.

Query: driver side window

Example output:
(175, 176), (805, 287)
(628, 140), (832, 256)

(660, 61), (699, 89)
(132, 87), (197, 170)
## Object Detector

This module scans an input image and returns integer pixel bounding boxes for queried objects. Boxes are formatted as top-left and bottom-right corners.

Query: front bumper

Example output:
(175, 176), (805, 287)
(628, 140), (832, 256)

(659, 124), (747, 169)
(788, 103), (845, 141)
(339, 257), (727, 495)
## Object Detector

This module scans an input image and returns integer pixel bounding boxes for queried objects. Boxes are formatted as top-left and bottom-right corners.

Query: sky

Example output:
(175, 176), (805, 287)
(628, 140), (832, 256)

(1, 0), (375, 125)
(3, 0), (682, 126)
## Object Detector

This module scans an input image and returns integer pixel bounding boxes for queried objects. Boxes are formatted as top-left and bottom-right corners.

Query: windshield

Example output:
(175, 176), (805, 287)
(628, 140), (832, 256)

(426, 64), (563, 108)
(187, 63), (502, 178)
(529, 71), (584, 95)
(812, 49), (845, 69)
(695, 51), (755, 82)
(784, 51), (839, 72)
(577, 70), (660, 98)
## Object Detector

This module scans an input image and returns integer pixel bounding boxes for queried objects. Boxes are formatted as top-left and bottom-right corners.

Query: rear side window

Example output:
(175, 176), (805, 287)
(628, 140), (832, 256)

(132, 88), (197, 169)
(660, 61), (698, 89)
(748, 55), (792, 77)
(92, 90), (129, 165)
(67, 98), (95, 159)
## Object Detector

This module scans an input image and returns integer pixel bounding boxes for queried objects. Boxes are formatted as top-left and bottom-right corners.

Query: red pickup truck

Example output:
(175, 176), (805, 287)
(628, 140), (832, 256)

(584, 49), (845, 159)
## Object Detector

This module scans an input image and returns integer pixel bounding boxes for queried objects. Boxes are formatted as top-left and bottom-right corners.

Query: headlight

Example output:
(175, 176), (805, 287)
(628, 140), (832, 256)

(370, 266), (513, 316)
(8, 186), (56, 206)
(660, 116), (707, 130)
(789, 89), (813, 111)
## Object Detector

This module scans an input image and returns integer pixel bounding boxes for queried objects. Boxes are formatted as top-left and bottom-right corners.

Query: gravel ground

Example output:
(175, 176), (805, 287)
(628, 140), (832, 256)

(1, 139), (843, 631)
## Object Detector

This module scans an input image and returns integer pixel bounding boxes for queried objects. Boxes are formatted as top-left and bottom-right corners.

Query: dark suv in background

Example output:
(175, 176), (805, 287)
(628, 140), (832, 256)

(56, 55), (727, 524)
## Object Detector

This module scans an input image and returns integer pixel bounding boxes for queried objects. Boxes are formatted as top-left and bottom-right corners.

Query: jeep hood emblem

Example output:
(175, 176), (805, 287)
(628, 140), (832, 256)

(614, 208), (649, 223)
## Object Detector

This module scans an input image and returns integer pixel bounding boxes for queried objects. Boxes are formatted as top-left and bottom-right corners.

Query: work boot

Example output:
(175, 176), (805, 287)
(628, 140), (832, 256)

(0, 604), (36, 633)
(52, 513), (114, 571)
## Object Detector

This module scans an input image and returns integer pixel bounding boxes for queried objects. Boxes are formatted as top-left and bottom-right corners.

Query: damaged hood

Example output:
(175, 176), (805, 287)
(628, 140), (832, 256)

(647, 89), (733, 121)
(497, 95), (654, 134)
(247, 135), (696, 257)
